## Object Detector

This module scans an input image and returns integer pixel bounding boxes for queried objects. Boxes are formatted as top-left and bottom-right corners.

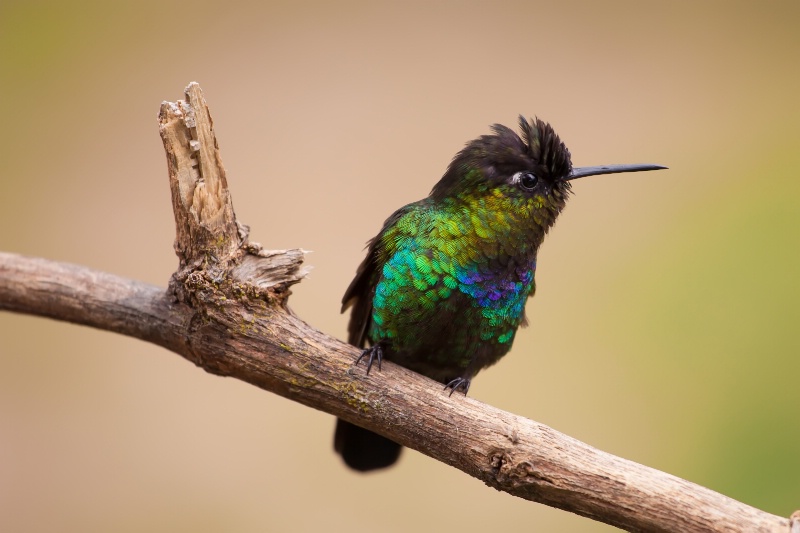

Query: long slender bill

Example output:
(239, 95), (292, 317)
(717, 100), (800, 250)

(567, 164), (667, 181)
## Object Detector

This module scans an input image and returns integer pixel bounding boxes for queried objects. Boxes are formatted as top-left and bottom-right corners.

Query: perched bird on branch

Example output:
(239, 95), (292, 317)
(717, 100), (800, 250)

(335, 116), (665, 471)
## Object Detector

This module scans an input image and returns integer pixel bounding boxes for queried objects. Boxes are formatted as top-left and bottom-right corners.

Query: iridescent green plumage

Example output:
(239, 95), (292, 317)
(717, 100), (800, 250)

(334, 116), (665, 471)
(363, 182), (542, 377)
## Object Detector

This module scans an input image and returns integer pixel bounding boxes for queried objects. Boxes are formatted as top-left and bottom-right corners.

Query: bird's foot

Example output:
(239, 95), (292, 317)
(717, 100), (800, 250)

(444, 377), (471, 397)
(354, 344), (383, 375)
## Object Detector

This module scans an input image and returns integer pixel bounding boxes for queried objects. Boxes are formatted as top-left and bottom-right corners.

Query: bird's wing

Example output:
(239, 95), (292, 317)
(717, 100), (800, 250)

(341, 204), (418, 347)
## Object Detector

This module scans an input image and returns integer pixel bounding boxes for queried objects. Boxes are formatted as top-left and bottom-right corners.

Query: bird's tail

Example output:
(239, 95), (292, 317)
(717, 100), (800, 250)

(334, 418), (402, 472)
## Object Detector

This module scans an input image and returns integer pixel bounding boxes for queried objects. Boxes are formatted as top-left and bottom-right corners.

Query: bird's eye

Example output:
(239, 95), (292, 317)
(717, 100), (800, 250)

(514, 171), (538, 191)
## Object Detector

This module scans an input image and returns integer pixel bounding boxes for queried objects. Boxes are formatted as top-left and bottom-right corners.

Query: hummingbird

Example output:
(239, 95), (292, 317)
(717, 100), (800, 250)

(334, 116), (665, 471)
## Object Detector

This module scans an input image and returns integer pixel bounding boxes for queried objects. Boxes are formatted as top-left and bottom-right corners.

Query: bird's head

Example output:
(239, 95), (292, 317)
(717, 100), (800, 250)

(430, 116), (665, 234)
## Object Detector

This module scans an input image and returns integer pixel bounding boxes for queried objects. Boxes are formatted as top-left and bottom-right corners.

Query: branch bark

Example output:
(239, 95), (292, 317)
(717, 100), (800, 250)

(0, 82), (795, 533)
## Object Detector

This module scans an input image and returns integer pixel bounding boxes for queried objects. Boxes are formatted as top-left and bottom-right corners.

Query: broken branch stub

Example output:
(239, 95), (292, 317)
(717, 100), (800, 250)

(158, 82), (307, 304)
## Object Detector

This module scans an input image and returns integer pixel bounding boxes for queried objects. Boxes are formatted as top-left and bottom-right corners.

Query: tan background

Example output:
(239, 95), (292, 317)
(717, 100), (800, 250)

(1, 1), (798, 531)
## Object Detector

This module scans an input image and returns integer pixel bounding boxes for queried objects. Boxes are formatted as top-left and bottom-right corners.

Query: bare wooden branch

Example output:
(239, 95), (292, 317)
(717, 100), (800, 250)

(0, 82), (795, 533)
(160, 83), (243, 270)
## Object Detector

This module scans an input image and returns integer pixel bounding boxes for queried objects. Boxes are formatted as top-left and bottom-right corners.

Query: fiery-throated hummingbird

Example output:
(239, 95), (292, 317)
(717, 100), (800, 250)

(335, 116), (665, 471)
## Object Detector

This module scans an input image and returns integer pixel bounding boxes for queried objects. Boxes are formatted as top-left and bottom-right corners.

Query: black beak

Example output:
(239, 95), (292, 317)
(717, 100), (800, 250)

(567, 164), (667, 181)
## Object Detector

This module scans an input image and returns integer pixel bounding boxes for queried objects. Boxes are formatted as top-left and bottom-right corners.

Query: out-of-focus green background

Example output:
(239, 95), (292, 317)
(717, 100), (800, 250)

(1, 1), (798, 531)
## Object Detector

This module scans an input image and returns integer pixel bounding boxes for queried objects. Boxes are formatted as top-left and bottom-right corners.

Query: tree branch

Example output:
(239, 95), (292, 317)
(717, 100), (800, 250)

(0, 82), (795, 533)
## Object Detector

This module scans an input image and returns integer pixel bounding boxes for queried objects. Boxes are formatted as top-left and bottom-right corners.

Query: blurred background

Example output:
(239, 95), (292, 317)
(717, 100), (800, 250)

(1, 1), (798, 531)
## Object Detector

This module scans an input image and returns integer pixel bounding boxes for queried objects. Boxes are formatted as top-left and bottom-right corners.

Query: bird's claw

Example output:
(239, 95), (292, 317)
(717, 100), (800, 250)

(444, 377), (471, 397)
(354, 344), (383, 375)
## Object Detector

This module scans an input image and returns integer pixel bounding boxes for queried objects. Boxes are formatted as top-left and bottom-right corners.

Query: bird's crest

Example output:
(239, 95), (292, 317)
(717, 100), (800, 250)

(516, 116), (572, 179)
(431, 116), (572, 200)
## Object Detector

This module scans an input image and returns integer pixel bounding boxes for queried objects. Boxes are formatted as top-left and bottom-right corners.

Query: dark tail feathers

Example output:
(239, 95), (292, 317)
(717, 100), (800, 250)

(334, 418), (402, 472)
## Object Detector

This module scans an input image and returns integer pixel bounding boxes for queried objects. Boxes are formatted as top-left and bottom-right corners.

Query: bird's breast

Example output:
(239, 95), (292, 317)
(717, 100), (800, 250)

(368, 229), (535, 376)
